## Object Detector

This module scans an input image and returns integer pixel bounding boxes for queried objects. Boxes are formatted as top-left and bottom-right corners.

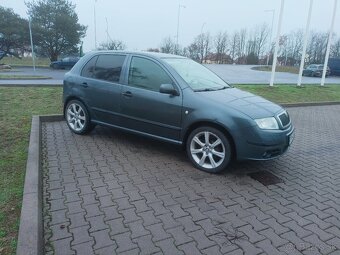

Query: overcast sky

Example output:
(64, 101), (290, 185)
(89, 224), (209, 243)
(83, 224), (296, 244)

(1, 0), (340, 52)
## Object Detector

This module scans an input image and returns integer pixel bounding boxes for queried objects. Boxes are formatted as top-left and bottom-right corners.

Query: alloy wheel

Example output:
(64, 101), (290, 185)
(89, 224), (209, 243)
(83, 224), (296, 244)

(66, 103), (86, 132)
(190, 131), (226, 169)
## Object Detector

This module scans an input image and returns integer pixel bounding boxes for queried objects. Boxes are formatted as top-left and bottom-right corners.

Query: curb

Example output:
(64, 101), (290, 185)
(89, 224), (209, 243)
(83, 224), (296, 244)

(281, 101), (340, 107)
(16, 115), (63, 255)
(0, 84), (62, 87)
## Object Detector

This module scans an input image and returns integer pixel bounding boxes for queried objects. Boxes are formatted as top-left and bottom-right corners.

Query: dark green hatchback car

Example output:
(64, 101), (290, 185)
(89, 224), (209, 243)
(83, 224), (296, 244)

(302, 64), (330, 77)
(63, 51), (294, 173)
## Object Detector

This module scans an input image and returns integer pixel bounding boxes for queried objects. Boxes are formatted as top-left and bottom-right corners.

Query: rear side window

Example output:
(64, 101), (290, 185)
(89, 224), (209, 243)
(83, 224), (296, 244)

(94, 55), (126, 82)
(128, 57), (173, 92)
(81, 56), (98, 78)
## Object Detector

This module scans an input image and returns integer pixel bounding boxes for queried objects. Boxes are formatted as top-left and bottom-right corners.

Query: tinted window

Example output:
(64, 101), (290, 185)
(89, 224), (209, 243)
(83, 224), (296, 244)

(128, 57), (173, 92)
(94, 55), (126, 82)
(81, 56), (98, 78)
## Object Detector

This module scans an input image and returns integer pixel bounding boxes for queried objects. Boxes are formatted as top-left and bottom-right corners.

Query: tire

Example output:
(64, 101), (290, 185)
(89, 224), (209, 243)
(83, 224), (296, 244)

(51, 64), (58, 69)
(186, 126), (232, 173)
(65, 100), (94, 135)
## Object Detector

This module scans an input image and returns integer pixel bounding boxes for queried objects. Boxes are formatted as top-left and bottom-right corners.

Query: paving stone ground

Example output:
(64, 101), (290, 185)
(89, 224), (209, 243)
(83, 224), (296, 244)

(42, 105), (340, 255)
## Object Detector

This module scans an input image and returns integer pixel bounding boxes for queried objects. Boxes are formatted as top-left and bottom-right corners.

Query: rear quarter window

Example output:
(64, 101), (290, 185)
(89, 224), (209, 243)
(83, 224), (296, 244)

(81, 56), (98, 78)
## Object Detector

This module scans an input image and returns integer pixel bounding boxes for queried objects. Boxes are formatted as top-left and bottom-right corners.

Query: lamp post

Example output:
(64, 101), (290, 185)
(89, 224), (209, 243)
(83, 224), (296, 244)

(176, 4), (186, 48)
(297, 0), (314, 86)
(28, 18), (36, 72)
(201, 22), (206, 34)
(264, 9), (275, 66)
(270, 0), (285, 87)
(94, 0), (98, 49)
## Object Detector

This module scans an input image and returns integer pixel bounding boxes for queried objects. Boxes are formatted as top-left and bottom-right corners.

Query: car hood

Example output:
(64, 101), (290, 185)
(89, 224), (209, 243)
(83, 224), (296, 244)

(198, 87), (283, 119)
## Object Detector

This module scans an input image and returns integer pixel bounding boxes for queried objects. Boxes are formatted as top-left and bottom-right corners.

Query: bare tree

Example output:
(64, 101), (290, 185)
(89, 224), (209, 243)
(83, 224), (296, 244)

(185, 43), (200, 62)
(255, 24), (269, 59)
(285, 30), (303, 66)
(331, 37), (340, 58)
(307, 31), (328, 64)
(214, 31), (228, 63)
(160, 36), (176, 54)
(99, 40), (126, 50)
(194, 33), (211, 63)
(237, 29), (247, 62)
(229, 32), (238, 63)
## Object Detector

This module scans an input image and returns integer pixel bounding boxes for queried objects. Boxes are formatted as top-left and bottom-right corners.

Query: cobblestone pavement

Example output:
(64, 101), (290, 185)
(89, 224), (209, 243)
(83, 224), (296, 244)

(42, 105), (340, 255)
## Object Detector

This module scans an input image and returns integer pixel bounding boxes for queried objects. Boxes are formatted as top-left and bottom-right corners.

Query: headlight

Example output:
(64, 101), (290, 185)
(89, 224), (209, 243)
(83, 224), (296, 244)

(254, 117), (279, 130)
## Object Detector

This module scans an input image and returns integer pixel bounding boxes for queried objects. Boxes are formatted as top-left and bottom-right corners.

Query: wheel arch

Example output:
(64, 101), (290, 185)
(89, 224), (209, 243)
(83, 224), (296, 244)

(182, 121), (237, 160)
(64, 96), (90, 118)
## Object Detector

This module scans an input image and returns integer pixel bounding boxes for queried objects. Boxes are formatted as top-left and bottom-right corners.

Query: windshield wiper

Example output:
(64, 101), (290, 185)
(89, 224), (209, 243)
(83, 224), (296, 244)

(194, 86), (229, 92)
(194, 88), (217, 92)
(216, 86), (230, 90)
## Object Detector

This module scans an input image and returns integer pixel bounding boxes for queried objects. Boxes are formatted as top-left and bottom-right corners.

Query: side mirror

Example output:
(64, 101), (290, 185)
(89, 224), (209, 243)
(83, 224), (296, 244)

(159, 84), (179, 96)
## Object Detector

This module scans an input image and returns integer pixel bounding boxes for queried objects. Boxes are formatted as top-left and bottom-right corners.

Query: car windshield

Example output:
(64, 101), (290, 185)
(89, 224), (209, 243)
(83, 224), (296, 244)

(163, 58), (230, 91)
(308, 65), (317, 69)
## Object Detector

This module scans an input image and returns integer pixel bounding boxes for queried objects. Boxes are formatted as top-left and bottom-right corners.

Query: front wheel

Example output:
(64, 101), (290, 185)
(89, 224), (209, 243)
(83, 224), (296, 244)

(186, 127), (232, 173)
(65, 100), (94, 135)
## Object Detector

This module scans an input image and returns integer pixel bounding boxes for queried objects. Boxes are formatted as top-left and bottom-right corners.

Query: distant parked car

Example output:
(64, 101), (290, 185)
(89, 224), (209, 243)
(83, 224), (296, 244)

(50, 57), (80, 69)
(63, 51), (294, 173)
(329, 58), (340, 76)
(302, 64), (330, 77)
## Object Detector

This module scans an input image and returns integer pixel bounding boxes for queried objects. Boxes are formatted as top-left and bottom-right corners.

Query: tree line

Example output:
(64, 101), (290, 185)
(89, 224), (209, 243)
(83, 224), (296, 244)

(156, 25), (340, 66)
(1, 1), (340, 65)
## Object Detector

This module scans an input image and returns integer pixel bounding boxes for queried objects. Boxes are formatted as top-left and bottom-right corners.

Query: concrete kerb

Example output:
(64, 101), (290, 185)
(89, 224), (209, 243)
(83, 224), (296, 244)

(16, 114), (63, 255)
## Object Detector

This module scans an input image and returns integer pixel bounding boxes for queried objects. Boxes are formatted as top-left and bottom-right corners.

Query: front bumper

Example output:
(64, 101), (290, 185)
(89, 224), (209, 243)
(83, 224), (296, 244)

(236, 125), (295, 161)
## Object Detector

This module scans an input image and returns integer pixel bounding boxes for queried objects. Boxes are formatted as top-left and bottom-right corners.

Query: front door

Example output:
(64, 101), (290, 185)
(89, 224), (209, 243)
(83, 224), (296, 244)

(120, 56), (183, 141)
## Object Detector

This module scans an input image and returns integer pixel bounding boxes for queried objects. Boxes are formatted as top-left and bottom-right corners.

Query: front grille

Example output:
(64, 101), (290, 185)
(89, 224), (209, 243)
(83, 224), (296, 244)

(278, 111), (290, 127)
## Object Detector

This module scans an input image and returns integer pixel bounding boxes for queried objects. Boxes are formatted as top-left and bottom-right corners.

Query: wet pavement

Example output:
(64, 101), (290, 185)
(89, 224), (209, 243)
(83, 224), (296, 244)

(41, 105), (340, 254)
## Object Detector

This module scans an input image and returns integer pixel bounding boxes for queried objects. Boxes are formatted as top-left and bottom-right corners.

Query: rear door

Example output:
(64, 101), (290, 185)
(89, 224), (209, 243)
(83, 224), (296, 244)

(80, 54), (127, 125)
(120, 56), (183, 141)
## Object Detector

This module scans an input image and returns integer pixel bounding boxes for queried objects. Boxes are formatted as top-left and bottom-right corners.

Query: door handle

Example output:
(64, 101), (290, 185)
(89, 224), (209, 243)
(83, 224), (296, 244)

(122, 91), (132, 98)
(81, 82), (88, 88)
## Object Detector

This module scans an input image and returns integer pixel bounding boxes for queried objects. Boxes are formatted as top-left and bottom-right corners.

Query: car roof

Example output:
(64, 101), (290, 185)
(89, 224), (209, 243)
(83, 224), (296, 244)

(85, 50), (187, 60)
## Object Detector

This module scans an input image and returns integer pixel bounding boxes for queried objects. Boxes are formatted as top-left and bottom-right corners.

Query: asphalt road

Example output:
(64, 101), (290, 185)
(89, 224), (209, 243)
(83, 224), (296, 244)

(1, 65), (340, 86)
(206, 64), (340, 85)
(0, 67), (65, 85)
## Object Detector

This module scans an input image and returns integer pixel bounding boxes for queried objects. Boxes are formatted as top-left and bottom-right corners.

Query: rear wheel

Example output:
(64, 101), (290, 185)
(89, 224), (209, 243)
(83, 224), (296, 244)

(186, 126), (232, 173)
(65, 100), (94, 134)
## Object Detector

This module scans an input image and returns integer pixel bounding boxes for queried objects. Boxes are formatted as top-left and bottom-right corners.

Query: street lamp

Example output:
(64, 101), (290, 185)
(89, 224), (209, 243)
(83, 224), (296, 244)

(201, 22), (206, 34)
(28, 18), (36, 72)
(264, 9), (275, 66)
(176, 4), (186, 47)
(94, 0), (98, 49)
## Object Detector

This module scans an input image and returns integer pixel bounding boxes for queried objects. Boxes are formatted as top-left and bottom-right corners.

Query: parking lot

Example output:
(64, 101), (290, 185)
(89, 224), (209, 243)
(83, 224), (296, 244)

(1, 65), (340, 86)
(42, 105), (340, 255)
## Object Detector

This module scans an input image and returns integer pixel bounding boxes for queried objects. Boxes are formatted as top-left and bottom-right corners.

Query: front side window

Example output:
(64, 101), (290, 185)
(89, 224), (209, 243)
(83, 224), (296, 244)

(128, 57), (173, 92)
(94, 54), (126, 82)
